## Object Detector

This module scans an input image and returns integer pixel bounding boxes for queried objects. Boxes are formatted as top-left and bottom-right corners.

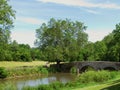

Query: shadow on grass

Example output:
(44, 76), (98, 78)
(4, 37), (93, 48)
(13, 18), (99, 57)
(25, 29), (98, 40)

(101, 80), (120, 90)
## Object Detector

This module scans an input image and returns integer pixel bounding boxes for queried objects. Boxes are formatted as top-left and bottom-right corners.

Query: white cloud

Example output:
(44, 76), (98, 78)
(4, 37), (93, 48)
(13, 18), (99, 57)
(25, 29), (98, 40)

(11, 30), (36, 47)
(85, 30), (110, 42)
(16, 17), (46, 25)
(37, 0), (120, 9)
(85, 9), (100, 14)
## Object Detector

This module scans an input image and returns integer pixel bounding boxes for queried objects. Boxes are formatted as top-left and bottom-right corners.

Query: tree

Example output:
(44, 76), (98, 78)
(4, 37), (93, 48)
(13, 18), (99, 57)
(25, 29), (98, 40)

(93, 41), (107, 61)
(15, 44), (32, 62)
(101, 23), (120, 62)
(0, 0), (15, 43)
(35, 18), (88, 66)
(113, 23), (120, 42)
(30, 48), (43, 60)
(0, 0), (15, 61)
(9, 41), (32, 62)
(107, 23), (120, 61)
(82, 42), (95, 61)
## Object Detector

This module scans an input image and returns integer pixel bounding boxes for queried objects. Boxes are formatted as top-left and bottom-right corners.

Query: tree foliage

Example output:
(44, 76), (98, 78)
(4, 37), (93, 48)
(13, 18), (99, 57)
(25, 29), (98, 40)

(1, 0), (120, 63)
(105, 23), (120, 61)
(0, 0), (16, 61)
(35, 18), (88, 64)
(0, 0), (15, 44)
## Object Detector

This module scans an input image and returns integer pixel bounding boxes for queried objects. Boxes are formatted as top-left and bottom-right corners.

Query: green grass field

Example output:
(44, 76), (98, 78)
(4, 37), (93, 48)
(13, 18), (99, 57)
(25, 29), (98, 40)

(0, 61), (46, 68)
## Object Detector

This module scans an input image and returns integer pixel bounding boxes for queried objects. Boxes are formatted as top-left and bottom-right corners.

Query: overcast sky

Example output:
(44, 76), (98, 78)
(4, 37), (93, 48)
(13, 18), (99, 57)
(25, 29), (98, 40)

(9, 0), (120, 47)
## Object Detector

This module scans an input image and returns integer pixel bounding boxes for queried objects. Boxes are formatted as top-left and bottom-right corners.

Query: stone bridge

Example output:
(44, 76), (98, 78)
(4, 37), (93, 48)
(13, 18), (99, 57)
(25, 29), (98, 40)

(59, 61), (120, 73)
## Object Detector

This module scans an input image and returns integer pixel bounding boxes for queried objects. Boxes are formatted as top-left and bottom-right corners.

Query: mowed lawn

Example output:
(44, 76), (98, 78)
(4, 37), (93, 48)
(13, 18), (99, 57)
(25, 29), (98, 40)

(0, 61), (47, 68)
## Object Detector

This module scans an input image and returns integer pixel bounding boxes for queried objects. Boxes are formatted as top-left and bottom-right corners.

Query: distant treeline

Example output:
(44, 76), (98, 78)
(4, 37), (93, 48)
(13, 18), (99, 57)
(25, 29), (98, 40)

(0, 41), (41, 61)
(0, 22), (120, 62)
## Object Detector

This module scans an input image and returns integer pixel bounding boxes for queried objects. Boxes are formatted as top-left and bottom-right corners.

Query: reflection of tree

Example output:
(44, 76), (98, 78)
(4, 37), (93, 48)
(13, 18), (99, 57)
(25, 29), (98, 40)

(48, 73), (75, 83)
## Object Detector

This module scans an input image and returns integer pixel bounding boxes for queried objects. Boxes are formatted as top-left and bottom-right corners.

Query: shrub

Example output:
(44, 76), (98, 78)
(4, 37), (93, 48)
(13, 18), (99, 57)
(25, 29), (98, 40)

(38, 85), (52, 90)
(78, 70), (115, 83)
(65, 81), (80, 88)
(0, 83), (17, 90)
(70, 67), (77, 74)
(50, 81), (64, 90)
(23, 86), (38, 90)
(0, 67), (8, 78)
(23, 82), (64, 90)
(47, 67), (57, 73)
(38, 66), (48, 74)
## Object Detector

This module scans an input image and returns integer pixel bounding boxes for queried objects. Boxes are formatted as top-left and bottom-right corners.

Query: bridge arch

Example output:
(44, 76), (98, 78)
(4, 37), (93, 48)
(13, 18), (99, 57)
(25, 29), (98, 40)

(103, 67), (116, 71)
(80, 65), (96, 72)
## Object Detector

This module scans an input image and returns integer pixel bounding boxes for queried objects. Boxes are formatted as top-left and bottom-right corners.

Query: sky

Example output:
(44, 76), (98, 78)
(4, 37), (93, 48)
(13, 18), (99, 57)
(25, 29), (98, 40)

(9, 0), (120, 47)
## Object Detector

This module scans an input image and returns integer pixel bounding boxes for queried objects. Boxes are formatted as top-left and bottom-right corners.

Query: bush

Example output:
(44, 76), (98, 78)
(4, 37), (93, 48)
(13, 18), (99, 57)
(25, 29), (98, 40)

(23, 82), (64, 90)
(70, 67), (77, 74)
(78, 70), (115, 83)
(65, 81), (80, 88)
(38, 85), (52, 90)
(50, 81), (64, 90)
(47, 67), (57, 73)
(23, 86), (38, 90)
(38, 66), (48, 74)
(0, 67), (8, 78)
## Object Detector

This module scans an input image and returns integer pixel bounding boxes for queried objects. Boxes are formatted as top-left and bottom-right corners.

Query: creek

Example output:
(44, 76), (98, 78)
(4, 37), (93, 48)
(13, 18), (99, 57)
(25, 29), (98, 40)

(0, 73), (76, 90)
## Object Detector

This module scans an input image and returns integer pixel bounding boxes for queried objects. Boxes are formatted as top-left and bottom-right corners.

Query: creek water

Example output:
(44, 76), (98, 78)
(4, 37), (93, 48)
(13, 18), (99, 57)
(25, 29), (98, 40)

(0, 73), (76, 90)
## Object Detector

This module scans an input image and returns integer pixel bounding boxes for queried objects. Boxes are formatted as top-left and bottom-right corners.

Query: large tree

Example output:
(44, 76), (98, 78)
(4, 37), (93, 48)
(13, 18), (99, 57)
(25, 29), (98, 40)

(107, 23), (120, 61)
(35, 18), (88, 66)
(99, 23), (120, 62)
(0, 0), (15, 44)
(0, 0), (15, 61)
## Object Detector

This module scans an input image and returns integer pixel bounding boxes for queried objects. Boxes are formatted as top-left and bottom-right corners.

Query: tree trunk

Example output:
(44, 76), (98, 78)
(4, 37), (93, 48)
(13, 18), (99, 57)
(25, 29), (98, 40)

(118, 53), (120, 62)
(56, 60), (61, 71)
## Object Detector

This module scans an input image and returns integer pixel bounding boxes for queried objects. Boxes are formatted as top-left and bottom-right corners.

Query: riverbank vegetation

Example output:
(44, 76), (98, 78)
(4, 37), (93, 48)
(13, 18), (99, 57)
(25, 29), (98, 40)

(0, 61), (59, 78)
(22, 70), (120, 90)
(1, 70), (120, 90)
(0, 65), (49, 79)
(7, 66), (48, 77)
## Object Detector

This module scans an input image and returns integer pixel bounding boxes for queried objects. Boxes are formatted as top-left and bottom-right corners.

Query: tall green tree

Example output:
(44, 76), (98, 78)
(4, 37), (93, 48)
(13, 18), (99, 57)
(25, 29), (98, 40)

(0, 0), (15, 43)
(35, 18), (88, 65)
(0, 0), (15, 61)
(101, 23), (120, 62)
(108, 23), (120, 61)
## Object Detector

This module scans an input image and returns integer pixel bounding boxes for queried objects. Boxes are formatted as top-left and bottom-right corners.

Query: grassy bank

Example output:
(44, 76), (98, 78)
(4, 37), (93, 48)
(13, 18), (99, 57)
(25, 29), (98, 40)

(7, 66), (49, 77)
(71, 78), (120, 90)
(0, 66), (49, 79)
(62, 71), (120, 90)
(0, 61), (46, 69)
(0, 61), (51, 78)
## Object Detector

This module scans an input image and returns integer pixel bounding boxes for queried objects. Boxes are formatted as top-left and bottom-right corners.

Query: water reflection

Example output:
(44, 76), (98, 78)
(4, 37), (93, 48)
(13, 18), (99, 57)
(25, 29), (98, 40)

(17, 77), (56, 90)
(0, 73), (75, 90)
